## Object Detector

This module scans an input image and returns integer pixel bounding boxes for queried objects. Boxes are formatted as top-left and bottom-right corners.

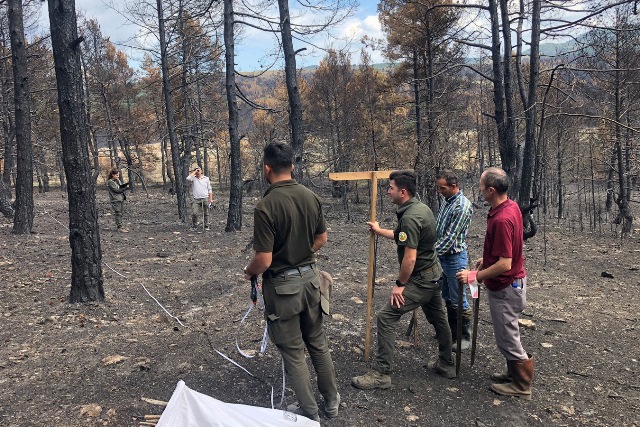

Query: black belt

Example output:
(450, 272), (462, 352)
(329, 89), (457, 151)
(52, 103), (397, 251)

(271, 264), (313, 278)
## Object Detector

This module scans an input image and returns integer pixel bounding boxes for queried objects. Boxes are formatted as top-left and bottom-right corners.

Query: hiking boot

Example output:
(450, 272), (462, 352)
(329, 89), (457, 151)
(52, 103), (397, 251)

(427, 357), (457, 379)
(351, 370), (391, 390)
(204, 225), (210, 231)
(324, 392), (340, 418)
(287, 405), (320, 422)
(490, 354), (533, 400)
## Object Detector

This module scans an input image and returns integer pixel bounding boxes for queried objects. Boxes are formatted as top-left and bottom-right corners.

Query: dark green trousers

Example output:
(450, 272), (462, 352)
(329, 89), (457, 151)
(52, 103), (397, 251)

(375, 278), (453, 375)
(262, 266), (338, 417)
(111, 201), (124, 228)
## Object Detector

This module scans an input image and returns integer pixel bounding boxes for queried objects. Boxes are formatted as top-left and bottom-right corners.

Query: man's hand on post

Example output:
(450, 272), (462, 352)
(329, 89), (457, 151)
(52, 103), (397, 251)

(456, 269), (470, 284)
(366, 221), (380, 235)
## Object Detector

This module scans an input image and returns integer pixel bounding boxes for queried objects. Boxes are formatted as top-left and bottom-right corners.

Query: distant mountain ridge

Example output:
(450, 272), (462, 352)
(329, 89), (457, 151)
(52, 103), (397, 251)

(239, 36), (588, 75)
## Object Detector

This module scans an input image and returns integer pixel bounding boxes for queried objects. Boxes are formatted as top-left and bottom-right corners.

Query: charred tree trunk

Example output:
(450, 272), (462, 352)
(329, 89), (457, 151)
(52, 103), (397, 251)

(517, 0), (541, 238)
(48, 0), (104, 303)
(488, 0), (508, 172)
(56, 146), (66, 191)
(8, 0), (33, 234)
(488, 0), (518, 194)
(613, 46), (632, 233)
(277, 0), (304, 182)
(1, 52), (15, 199)
(0, 179), (13, 218)
(224, 0), (242, 231)
(178, 1), (194, 176)
(517, 0), (540, 207)
(80, 46), (100, 183)
(157, 0), (187, 220)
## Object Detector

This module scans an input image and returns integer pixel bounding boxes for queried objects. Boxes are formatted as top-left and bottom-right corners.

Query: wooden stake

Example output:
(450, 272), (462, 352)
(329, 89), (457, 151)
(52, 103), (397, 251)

(329, 170), (393, 360)
(141, 397), (168, 406)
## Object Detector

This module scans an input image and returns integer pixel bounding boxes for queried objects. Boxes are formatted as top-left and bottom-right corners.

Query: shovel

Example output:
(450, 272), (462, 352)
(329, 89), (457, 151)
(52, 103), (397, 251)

(470, 285), (480, 367)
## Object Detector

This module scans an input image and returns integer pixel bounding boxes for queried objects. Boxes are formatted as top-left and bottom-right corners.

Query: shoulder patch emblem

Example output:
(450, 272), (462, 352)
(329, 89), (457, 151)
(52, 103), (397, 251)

(398, 232), (407, 242)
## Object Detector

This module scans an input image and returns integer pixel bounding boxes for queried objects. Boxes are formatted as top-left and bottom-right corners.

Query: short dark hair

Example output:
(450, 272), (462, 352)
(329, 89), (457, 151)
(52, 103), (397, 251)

(389, 169), (417, 197)
(435, 169), (458, 186)
(108, 168), (119, 179)
(482, 167), (509, 194)
(263, 142), (293, 173)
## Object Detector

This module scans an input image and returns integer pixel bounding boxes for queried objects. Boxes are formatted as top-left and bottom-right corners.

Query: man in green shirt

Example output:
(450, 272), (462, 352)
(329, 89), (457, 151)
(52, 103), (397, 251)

(244, 142), (339, 422)
(352, 170), (456, 390)
(107, 168), (130, 232)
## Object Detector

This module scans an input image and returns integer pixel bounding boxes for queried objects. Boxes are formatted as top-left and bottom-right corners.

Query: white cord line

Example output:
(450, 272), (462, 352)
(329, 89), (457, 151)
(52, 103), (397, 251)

(44, 208), (281, 407)
(44, 209), (185, 326)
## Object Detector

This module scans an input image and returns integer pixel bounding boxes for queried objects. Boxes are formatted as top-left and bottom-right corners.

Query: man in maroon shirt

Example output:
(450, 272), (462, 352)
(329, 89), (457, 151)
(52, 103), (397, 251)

(457, 167), (533, 400)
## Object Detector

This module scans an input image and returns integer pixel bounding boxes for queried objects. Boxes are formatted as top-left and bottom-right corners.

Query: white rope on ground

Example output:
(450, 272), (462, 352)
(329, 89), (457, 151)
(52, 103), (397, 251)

(44, 209), (185, 326)
(42, 208), (284, 409)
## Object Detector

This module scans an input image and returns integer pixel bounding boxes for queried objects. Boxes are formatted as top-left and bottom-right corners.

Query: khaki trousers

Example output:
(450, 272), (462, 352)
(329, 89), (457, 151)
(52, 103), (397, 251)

(191, 198), (208, 227)
(486, 277), (528, 361)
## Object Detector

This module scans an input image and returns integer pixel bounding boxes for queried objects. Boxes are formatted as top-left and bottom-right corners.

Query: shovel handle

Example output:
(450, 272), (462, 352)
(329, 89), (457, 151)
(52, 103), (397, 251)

(455, 280), (463, 375)
(470, 286), (480, 367)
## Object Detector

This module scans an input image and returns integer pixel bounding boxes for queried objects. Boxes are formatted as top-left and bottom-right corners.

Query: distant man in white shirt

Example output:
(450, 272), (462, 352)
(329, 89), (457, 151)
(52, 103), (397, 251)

(186, 166), (213, 230)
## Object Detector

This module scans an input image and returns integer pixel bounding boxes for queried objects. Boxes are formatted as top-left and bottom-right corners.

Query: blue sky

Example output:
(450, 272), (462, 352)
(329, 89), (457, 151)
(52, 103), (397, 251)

(36, 0), (385, 71)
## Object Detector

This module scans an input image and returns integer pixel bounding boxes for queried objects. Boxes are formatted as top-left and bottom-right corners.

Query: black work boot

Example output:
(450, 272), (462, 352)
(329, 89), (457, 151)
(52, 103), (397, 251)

(451, 308), (473, 351)
(446, 304), (457, 343)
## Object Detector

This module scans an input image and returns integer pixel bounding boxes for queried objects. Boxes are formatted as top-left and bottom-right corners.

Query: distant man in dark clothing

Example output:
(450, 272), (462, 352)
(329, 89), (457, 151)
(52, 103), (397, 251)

(457, 167), (533, 399)
(351, 170), (455, 391)
(435, 170), (474, 350)
(107, 168), (130, 232)
(244, 142), (339, 421)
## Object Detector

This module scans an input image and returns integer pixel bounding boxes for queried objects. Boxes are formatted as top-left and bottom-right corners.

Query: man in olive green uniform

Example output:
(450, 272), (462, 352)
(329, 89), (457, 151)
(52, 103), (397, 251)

(352, 170), (455, 390)
(107, 168), (130, 232)
(244, 142), (339, 422)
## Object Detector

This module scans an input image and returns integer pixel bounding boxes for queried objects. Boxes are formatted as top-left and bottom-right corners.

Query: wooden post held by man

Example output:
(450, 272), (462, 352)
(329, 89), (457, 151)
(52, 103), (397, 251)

(329, 170), (393, 359)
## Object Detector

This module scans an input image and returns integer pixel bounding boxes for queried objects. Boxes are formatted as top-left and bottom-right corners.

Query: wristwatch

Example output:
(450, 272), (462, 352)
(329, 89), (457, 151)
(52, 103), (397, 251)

(395, 279), (406, 287)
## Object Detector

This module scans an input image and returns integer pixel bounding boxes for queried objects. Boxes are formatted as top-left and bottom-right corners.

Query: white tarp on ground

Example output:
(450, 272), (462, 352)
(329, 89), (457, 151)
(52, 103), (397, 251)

(156, 381), (320, 427)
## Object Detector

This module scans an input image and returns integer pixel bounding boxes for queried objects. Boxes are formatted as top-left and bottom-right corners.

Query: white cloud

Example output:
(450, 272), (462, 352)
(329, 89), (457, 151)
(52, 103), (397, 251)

(33, 0), (387, 69)
(338, 14), (383, 41)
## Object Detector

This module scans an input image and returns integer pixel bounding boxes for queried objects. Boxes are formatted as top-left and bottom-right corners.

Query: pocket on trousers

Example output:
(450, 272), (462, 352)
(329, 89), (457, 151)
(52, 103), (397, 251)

(274, 283), (301, 295)
(266, 282), (302, 320)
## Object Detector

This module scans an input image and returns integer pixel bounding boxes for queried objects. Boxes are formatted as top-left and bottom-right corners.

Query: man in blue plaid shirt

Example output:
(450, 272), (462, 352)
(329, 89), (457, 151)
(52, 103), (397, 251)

(435, 170), (474, 350)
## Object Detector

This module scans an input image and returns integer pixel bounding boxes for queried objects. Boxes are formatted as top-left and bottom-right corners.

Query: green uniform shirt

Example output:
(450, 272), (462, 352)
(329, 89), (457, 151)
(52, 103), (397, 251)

(108, 178), (126, 202)
(394, 197), (442, 282)
(253, 179), (326, 274)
